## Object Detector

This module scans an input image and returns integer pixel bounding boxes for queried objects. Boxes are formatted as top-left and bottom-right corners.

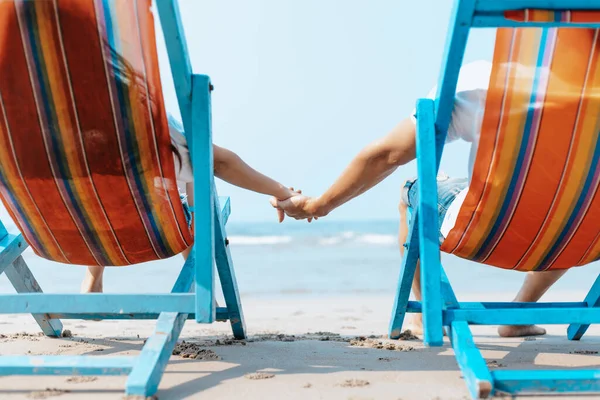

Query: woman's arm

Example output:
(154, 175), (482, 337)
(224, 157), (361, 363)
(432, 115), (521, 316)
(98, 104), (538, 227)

(213, 144), (294, 201)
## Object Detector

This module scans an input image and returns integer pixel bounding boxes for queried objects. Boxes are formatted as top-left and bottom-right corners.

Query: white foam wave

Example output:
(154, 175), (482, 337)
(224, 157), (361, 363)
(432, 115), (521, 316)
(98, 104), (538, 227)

(318, 236), (343, 246)
(228, 232), (396, 247)
(356, 234), (396, 245)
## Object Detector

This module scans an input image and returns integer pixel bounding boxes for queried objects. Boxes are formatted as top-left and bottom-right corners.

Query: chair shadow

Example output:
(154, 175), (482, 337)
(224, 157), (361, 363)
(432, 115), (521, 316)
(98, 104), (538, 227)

(3, 330), (600, 399)
(157, 331), (600, 399)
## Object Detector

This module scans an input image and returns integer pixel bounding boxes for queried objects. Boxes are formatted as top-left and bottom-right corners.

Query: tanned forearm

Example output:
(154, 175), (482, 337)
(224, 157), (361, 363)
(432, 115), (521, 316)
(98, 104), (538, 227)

(213, 145), (293, 200)
(308, 118), (417, 216)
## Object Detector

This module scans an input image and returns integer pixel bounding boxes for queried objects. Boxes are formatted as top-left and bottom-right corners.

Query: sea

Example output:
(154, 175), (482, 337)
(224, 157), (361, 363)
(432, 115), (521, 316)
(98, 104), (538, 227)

(1, 214), (600, 300)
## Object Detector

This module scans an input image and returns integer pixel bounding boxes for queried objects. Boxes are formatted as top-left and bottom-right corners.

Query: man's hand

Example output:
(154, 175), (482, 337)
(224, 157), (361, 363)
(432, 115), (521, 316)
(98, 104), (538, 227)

(270, 193), (321, 222)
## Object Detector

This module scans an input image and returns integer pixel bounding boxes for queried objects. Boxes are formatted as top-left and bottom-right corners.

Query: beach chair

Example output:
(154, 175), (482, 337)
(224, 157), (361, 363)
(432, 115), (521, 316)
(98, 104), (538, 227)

(389, 0), (600, 398)
(0, 0), (245, 396)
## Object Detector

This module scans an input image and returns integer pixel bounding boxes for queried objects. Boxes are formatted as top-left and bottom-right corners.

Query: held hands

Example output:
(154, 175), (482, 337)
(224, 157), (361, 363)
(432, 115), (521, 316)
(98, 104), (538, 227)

(270, 187), (322, 223)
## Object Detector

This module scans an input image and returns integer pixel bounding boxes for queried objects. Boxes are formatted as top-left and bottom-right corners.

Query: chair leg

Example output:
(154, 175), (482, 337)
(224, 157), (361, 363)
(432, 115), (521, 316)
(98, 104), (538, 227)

(441, 266), (459, 308)
(125, 311), (186, 397)
(416, 99), (444, 347)
(214, 198), (246, 340)
(567, 274), (600, 340)
(450, 321), (493, 399)
(389, 215), (420, 339)
(4, 256), (62, 337)
(126, 249), (197, 396)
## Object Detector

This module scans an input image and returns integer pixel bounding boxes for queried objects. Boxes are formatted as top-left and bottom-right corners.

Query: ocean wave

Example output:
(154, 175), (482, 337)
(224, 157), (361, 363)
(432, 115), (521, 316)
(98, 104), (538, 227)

(229, 232), (396, 247)
(356, 234), (396, 245)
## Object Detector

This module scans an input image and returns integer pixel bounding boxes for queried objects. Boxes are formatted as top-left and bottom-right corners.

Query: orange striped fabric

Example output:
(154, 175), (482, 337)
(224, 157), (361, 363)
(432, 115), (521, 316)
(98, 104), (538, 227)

(441, 27), (600, 271)
(0, 0), (192, 266)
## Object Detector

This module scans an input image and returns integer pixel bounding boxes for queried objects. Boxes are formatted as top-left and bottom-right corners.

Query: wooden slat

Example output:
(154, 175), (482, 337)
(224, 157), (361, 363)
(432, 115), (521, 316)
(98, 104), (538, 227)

(388, 212), (420, 339)
(407, 301), (587, 312)
(4, 256), (62, 337)
(127, 238), (197, 396)
(441, 267), (459, 309)
(214, 193), (246, 339)
(0, 294), (194, 314)
(416, 99), (444, 347)
(493, 369), (600, 394)
(48, 308), (229, 321)
(190, 74), (215, 324)
(219, 196), (231, 224)
(434, 0), (476, 155)
(0, 220), (8, 241)
(155, 0), (193, 133)
(447, 307), (600, 325)
(568, 274), (600, 340)
(0, 356), (135, 375)
(0, 233), (28, 271)
(450, 321), (493, 399)
(473, 15), (600, 27)
(475, 0), (600, 12)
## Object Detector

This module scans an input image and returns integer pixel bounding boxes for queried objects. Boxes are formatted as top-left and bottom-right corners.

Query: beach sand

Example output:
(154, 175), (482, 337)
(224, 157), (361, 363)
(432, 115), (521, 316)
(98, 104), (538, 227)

(1, 293), (599, 400)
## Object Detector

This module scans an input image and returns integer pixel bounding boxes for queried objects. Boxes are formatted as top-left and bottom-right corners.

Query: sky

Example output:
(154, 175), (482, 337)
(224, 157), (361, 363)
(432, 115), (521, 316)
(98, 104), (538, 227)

(154, 0), (496, 223)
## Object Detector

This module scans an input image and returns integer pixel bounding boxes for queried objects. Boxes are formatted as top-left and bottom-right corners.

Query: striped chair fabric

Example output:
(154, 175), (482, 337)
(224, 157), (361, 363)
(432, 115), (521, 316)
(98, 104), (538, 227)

(0, 0), (192, 267)
(442, 23), (600, 271)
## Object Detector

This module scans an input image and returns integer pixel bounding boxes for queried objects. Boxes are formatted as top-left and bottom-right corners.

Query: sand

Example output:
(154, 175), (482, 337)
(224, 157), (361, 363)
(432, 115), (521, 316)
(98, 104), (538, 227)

(1, 293), (599, 399)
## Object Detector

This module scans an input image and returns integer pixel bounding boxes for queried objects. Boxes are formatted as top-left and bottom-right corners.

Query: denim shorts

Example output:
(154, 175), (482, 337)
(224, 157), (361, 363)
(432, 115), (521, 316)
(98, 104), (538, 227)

(180, 194), (193, 227)
(401, 176), (468, 241)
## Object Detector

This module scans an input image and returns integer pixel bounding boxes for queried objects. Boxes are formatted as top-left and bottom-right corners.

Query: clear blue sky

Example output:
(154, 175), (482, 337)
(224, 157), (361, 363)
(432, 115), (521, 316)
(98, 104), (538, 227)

(155, 0), (496, 223)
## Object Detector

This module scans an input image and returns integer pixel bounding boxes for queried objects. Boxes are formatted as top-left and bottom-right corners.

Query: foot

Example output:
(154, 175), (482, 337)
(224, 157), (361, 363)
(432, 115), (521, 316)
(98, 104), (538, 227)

(404, 315), (423, 336)
(404, 315), (447, 337)
(497, 325), (546, 337)
(80, 274), (103, 293)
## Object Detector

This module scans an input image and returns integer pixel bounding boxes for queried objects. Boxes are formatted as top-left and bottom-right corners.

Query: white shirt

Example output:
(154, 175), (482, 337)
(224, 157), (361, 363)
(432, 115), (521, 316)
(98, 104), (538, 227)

(412, 60), (492, 237)
(168, 115), (194, 186)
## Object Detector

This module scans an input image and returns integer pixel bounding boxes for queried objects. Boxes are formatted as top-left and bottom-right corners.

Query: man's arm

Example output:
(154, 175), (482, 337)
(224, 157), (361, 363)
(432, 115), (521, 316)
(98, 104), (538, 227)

(274, 117), (417, 219)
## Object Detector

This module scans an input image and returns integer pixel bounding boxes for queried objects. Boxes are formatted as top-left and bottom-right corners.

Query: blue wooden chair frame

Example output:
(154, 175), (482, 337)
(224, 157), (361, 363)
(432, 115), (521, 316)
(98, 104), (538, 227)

(389, 0), (600, 398)
(0, 0), (245, 396)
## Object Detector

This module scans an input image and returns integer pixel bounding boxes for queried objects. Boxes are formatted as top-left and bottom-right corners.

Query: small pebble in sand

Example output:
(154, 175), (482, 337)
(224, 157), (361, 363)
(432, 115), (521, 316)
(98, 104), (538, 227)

(339, 379), (370, 388)
(378, 357), (391, 362)
(65, 376), (97, 384)
(27, 388), (70, 399)
(247, 333), (295, 342)
(486, 360), (505, 369)
(572, 350), (599, 355)
(303, 383), (312, 388)
(172, 342), (221, 360)
(245, 372), (275, 380)
(397, 330), (419, 341)
(60, 330), (73, 338)
(215, 338), (247, 346)
(350, 337), (414, 352)
(523, 336), (537, 341)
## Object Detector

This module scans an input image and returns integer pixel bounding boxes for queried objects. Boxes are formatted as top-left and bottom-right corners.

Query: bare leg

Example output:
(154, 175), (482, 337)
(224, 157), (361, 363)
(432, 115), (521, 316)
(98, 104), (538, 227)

(399, 190), (566, 338)
(498, 269), (567, 337)
(81, 266), (104, 293)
